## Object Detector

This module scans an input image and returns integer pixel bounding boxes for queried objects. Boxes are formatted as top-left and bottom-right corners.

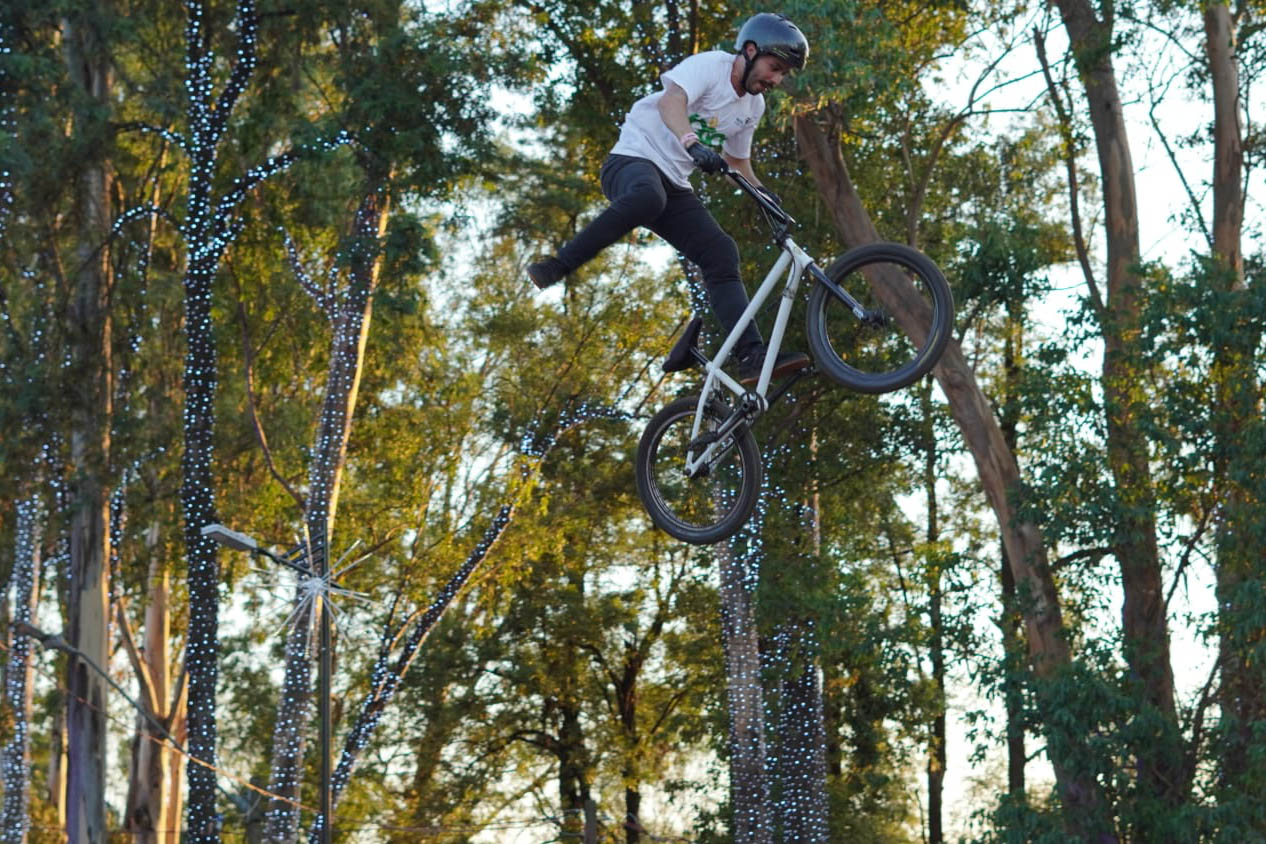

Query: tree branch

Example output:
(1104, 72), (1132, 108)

(215, 130), (354, 220)
(114, 597), (160, 715)
(112, 121), (189, 154)
(1050, 546), (1114, 571)
(18, 621), (180, 759)
(235, 299), (306, 510)
(210, 0), (260, 142)
(1145, 70), (1211, 246)
(281, 227), (335, 318)
(1164, 504), (1213, 610)
(110, 204), (184, 242)
(1034, 26), (1106, 319)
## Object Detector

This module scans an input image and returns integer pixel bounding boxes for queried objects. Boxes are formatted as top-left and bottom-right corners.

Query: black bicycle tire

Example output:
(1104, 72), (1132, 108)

(806, 242), (954, 394)
(635, 394), (763, 545)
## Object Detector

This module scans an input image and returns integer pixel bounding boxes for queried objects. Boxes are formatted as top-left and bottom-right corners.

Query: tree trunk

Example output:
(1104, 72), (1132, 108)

(1000, 548), (1027, 798)
(927, 588), (946, 841)
(717, 539), (773, 844)
(558, 702), (590, 840)
(616, 647), (644, 844)
(1204, 3), (1243, 281)
(624, 785), (642, 844)
(263, 597), (314, 844)
(794, 110), (1115, 841)
(62, 10), (114, 841)
(916, 380), (947, 844)
(1052, 0), (1182, 822)
(50, 707), (69, 836)
(181, 241), (221, 844)
(180, 3), (261, 835)
(123, 552), (188, 844)
(771, 620), (830, 843)
(1202, 1), (1260, 800)
(268, 183), (390, 842)
(305, 184), (391, 557)
(1000, 310), (1026, 802)
(1, 496), (46, 844)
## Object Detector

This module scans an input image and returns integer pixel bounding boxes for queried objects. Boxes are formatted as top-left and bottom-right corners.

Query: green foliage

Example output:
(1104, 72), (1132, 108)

(6, 0), (1265, 840)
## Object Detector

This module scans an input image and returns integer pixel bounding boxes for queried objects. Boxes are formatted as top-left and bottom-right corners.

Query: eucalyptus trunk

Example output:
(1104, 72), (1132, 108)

(1052, 1), (1182, 823)
(794, 111), (1114, 841)
(63, 10), (114, 840)
(122, 553), (188, 844)
(1201, 2), (1262, 802)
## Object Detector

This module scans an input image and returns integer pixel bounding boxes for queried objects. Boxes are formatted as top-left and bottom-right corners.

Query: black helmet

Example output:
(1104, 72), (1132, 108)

(735, 13), (808, 71)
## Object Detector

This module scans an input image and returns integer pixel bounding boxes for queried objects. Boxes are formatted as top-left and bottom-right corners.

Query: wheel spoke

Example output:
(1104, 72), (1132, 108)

(636, 395), (762, 544)
(807, 243), (953, 394)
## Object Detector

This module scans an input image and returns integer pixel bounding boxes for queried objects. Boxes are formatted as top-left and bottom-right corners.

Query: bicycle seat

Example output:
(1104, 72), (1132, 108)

(662, 316), (704, 373)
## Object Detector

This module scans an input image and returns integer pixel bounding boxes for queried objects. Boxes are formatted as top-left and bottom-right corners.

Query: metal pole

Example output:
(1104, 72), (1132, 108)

(202, 524), (335, 841)
(319, 594), (333, 844)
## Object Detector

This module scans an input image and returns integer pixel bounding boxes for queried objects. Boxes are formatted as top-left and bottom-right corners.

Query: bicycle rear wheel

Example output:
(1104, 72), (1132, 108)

(806, 242), (953, 394)
(635, 394), (762, 545)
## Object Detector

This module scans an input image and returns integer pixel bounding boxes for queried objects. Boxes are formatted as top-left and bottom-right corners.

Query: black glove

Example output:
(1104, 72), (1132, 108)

(687, 142), (727, 174)
(756, 186), (782, 207)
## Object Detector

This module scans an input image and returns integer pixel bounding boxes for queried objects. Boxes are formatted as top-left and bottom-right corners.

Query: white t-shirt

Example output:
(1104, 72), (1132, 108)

(610, 50), (765, 189)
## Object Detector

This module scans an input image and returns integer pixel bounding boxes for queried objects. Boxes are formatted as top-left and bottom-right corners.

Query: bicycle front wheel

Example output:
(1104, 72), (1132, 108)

(806, 242), (953, 394)
(635, 394), (762, 545)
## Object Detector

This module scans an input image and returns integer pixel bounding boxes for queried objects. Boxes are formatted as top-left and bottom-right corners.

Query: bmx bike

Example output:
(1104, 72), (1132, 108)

(634, 166), (954, 544)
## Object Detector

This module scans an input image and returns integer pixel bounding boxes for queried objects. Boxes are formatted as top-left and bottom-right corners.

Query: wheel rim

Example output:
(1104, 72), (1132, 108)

(814, 253), (945, 388)
(644, 405), (753, 537)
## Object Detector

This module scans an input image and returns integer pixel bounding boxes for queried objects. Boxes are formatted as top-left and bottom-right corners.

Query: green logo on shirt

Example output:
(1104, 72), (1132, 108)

(689, 113), (726, 147)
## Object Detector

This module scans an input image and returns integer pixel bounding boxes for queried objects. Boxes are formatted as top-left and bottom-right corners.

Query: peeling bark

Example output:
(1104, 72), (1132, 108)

(122, 552), (188, 844)
(62, 10), (114, 840)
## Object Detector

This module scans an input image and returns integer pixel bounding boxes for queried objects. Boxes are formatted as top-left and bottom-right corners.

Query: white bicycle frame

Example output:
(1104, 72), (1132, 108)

(682, 235), (814, 479)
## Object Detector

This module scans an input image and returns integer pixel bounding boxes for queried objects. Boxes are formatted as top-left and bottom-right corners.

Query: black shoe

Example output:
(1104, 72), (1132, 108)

(738, 346), (811, 385)
(528, 257), (568, 290)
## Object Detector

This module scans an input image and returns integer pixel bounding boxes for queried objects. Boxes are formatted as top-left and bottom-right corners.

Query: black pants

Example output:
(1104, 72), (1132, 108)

(556, 154), (763, 352)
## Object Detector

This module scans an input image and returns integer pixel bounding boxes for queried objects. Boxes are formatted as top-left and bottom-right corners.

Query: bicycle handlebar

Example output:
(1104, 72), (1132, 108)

(722, 166), (796, 228)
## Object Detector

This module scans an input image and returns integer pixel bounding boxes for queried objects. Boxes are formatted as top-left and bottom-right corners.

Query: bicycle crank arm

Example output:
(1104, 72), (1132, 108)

(765, 364), (816, 408)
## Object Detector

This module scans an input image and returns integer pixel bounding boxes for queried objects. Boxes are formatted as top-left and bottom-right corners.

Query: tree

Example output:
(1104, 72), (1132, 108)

(1046, 4), (1183, 833)
(2, 496), (46, 844)
(60, 6), (117, 838)
(117, 556), (187, 844)
(786, 2), (1119, 833)
(107, 0), (355, 834)
(1199, 0), (1262, 813)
